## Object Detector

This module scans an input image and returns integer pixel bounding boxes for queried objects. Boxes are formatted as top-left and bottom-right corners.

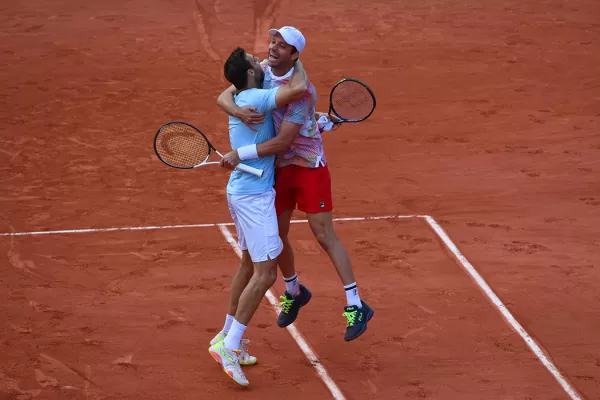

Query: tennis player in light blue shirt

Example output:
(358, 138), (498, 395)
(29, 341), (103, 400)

(226, 87), (278, 195)
(208, 46), (309, 387)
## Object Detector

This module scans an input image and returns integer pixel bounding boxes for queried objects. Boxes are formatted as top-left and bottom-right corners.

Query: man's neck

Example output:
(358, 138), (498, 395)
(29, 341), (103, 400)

(241, 80), (258, 92)
(270, 63), (293, 77)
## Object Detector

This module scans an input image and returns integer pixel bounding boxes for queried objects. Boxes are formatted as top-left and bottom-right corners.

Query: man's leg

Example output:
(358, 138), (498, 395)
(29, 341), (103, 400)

(231, 258), (278, 326)
(276, 208), (296, 281)
(226, 250), (254, 319)
(209, 188), (282, 386)
(210, 251), (256, 363)
(274, 166), (312, 328)
(210, 195), (257, 365)
(296, 164), (373, 341)
(306, 210), (374, 341)
(306, 211), (355, 285)
(209, 257), (278, 387)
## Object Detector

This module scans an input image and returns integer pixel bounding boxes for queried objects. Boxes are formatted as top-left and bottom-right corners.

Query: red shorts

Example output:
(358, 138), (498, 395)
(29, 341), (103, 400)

(274, 164), (333, 215)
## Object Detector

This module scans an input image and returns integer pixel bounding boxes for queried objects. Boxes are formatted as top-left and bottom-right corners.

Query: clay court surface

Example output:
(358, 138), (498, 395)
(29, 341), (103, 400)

(1, 0), (599, 399)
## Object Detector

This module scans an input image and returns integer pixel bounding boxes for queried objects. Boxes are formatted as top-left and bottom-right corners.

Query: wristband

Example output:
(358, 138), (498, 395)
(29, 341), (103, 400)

(237, 144), (258, 160)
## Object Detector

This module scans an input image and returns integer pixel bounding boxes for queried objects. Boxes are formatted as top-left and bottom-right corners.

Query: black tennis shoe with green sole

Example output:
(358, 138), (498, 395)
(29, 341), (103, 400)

(343, 300), (374, 341)
(277, 284), (312, 328)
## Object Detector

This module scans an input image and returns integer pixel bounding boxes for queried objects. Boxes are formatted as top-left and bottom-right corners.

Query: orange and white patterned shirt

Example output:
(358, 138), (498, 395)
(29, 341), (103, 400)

(261, 60), (326, 169)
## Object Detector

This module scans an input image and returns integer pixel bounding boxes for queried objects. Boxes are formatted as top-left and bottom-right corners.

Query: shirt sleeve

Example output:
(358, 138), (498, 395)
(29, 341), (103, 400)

(256, 87), (280, 114)
(283, 96), (309, 125)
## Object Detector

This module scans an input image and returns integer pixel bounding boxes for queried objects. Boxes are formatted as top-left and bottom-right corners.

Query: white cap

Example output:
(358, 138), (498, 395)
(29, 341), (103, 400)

(268, 26), (306, 53)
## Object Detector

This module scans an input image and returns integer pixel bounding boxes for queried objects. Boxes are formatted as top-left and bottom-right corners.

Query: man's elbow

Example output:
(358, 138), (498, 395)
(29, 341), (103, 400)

(298, 81), (309, 93)
(216, 95), (225, 109)
(291, 84), (308, 99)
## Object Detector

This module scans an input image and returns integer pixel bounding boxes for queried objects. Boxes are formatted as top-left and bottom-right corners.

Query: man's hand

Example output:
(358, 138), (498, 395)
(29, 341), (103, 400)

(315, 111), (341, 131)
(220, 150), (241, 170)
(235, 106), (265, 131)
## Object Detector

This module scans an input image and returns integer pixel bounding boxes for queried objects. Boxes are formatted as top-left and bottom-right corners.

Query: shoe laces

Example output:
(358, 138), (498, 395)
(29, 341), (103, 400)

(342, 308), (357, 327)
(221, 344), (242, 362)
(279, 295), (295, 314)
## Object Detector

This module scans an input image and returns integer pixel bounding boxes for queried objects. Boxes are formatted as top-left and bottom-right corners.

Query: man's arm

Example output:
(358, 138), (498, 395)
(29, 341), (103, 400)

(273, 60), (309, 108)
(216, 60), (308, 128)
(216, 84), (237, 116)
(220, 120), (301, 170)
(257, 121), (300, 156)
(216, 85), (266, 128)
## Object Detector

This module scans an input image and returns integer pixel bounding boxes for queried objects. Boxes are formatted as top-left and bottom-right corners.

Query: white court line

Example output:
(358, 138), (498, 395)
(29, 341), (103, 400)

(1, 213), (581, 398)
(217, 224), (346, 400)
(423, 216), (582, 400)
(0, 214), (417, 237)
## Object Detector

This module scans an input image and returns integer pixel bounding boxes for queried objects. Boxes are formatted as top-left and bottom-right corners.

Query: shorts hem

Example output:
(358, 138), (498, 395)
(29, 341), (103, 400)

(298, 205), (334, 213)
(249, 241), (284, 263)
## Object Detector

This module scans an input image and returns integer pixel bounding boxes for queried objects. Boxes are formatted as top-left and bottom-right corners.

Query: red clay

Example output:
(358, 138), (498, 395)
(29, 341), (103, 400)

(1, 0), (599, 398)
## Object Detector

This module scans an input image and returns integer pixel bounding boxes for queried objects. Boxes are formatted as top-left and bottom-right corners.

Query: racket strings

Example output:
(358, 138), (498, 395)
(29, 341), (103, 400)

(331, 81), (374, 121)
(155, 124), (210, 167)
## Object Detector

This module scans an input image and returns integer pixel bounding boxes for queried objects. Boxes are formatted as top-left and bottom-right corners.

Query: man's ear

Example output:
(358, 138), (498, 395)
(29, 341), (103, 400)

(247, 69), (255, 77)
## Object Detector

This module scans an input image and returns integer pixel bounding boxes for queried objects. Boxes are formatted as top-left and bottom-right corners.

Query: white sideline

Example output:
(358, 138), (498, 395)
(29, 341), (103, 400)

(423, 216), (581, 400)
(0, 215), (417, 237)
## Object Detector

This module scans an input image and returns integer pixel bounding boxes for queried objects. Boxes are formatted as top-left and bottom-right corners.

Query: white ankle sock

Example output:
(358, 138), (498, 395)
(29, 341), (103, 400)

(224, 319), (247, 350)
(344, 282), (362, 308)
(283, 273), (300, 297)
(223, 314), (234, 334)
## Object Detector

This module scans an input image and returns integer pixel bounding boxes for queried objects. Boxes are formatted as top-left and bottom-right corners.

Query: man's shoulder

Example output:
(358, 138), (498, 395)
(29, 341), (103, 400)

(235, 88), (272, 104)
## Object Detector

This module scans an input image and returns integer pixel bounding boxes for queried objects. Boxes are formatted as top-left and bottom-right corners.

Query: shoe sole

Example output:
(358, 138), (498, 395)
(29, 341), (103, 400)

(344, 308), (374, 342)
(277, 290), (312, 328)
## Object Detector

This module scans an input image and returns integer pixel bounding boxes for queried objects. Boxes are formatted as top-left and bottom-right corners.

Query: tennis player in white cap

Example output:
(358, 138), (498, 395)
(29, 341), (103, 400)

(217, 25), (374, 349)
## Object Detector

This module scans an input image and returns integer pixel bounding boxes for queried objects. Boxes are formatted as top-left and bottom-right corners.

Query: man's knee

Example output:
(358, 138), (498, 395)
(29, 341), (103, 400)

(255, 260), (277, 289)
(309, 215), (337, 251)
(314, 228), (336, 251)
(240, 251), (254, 272)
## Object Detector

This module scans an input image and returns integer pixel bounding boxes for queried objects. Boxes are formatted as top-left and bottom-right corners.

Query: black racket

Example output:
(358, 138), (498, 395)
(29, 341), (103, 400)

(328, 78), (376, 125)
(153, 121), (264, 177)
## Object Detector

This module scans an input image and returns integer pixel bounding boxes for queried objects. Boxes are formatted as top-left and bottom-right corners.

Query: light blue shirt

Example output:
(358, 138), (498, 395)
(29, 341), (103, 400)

(226, 86), (280, 195)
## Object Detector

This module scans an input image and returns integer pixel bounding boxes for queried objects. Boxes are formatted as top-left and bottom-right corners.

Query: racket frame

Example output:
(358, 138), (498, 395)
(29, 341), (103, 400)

(153, 121), (264, 177)
(327, 78), (376, 125)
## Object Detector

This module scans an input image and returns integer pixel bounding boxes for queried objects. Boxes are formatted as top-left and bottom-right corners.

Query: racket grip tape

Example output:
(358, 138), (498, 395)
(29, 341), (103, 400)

(236, 163), (264, 177)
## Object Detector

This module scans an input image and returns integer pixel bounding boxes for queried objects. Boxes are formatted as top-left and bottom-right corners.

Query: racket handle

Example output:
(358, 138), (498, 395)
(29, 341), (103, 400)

(236, 163), (264, 177)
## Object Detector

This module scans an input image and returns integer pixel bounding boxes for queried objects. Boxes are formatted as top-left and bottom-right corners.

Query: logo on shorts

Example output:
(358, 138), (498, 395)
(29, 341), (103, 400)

(319, 201), (325, 208)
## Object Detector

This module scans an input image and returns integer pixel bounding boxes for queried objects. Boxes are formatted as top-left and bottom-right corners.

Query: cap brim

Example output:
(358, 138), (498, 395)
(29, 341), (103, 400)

(267, 28), (279, 35)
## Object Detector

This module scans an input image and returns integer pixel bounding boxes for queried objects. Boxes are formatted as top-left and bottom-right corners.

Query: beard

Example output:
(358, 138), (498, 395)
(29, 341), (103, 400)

(254, 68), (265, 88)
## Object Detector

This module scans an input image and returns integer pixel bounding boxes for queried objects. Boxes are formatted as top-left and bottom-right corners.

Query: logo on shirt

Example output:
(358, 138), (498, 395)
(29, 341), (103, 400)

(319, 201), (325, 208)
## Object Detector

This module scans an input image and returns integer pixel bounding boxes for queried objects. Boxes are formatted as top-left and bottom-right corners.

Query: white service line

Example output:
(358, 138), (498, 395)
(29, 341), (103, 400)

(423, 216), (582, 400)
(0, 215), (416, 237)
(0, 223), (230, 237)
(217, 224), (346, 400)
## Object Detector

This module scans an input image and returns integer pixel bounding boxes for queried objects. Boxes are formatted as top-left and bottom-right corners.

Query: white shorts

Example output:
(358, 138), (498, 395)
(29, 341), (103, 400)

(227, 188), (283, 263)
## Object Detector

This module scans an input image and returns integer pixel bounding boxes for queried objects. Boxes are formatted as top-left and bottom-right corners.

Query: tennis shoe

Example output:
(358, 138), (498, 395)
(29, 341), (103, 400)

(209, 330), (257, 365)
(342, 300), (374, 341)
(208, 341), (249, 386)
(277, 284), (312, 327)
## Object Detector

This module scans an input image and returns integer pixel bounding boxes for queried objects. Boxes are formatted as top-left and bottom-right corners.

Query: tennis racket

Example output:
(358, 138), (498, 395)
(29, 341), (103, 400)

(153, 121), (264, 177)
(328, 78), (376, 126)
